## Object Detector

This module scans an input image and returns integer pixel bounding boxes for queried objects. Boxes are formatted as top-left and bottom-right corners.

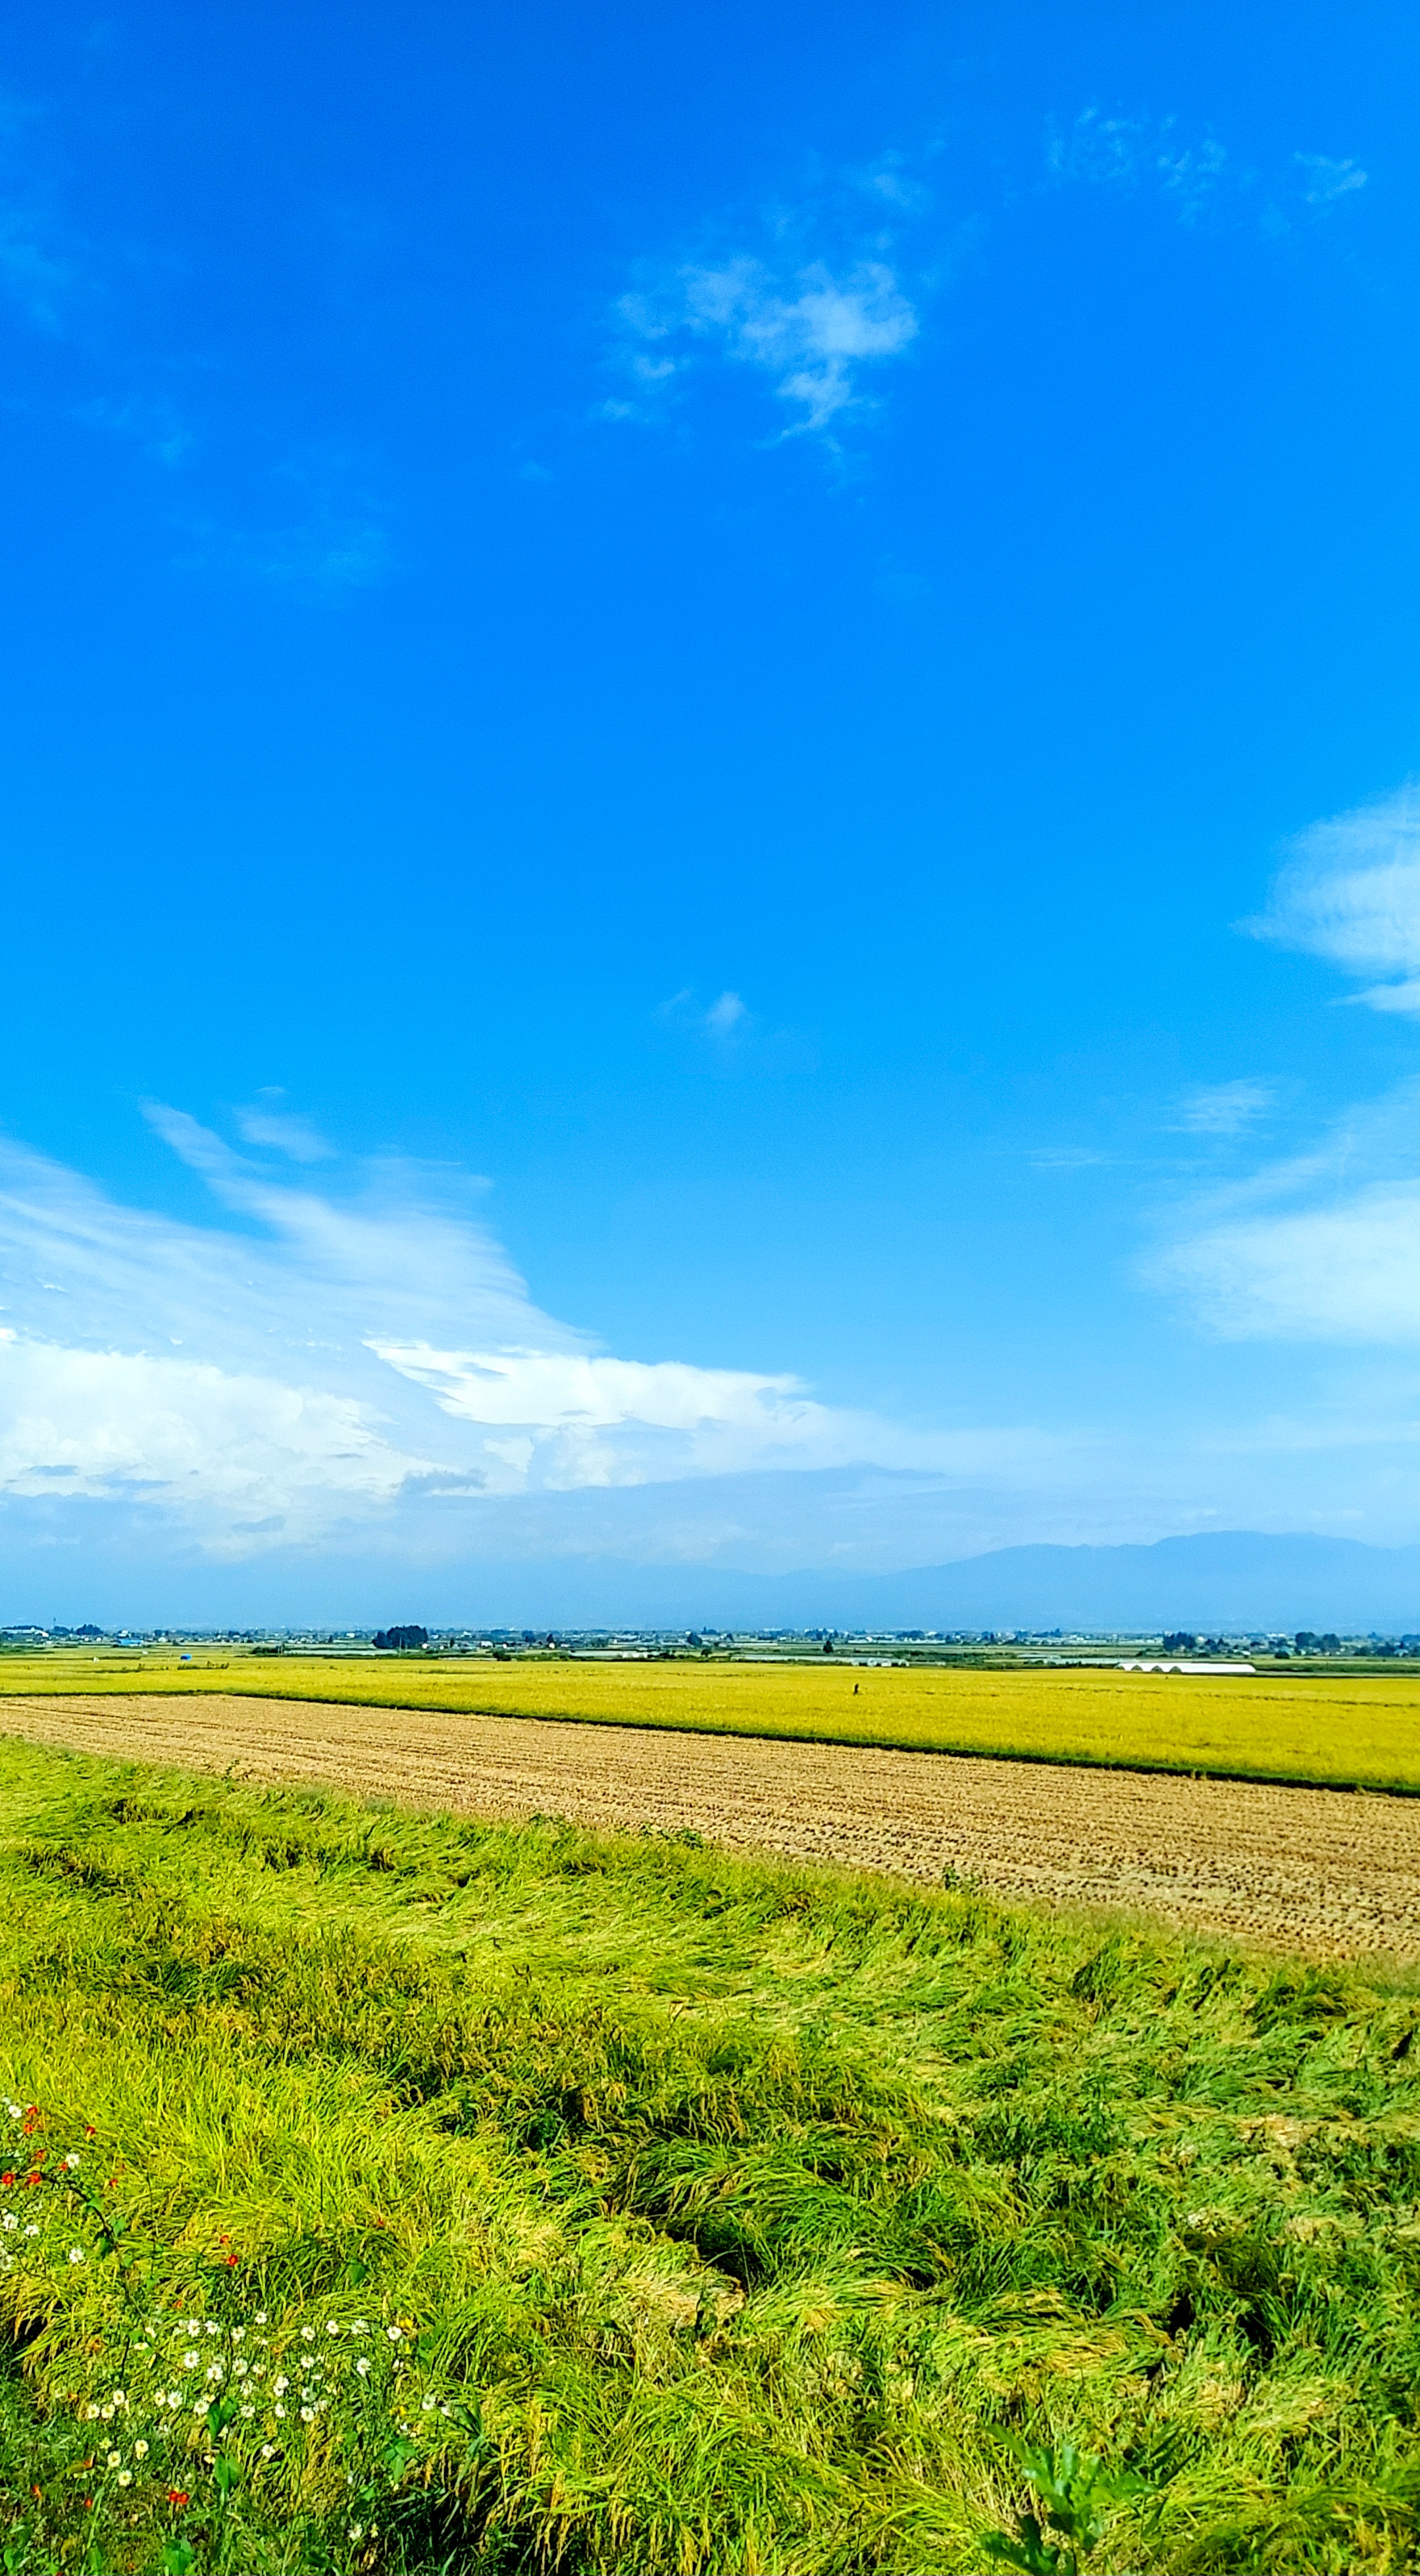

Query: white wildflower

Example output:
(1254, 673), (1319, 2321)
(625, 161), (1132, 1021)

(134, 2440), (149, 2459)
(66, 2248), (84, 2265)
(355, 2357), (370, 2377)
(116, 2470), (132, 2488)
(106, 2450), (121, 2469)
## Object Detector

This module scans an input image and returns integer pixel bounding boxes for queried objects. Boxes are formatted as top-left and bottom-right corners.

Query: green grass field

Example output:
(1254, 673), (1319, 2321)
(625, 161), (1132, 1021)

(5, 1651), (1420, 1793)
(1, 1732), (1418, 2574)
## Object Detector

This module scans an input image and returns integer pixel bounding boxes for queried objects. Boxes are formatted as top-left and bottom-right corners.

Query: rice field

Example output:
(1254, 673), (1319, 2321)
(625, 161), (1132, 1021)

(2, 1733), (1419, 2575)
(9, 1688), (1420, 1956)
(4, 1652), (1420, 1794)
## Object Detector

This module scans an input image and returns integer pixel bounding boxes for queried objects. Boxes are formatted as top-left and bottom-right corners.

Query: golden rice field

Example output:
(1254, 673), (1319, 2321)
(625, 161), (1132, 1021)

(9, 1686), (1420, 1952)
(3, 1648), (1420, 1791)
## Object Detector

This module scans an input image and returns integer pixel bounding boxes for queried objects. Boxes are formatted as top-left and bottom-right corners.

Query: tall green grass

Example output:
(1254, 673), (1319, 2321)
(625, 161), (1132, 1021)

(0, 1732), (1417, 2573)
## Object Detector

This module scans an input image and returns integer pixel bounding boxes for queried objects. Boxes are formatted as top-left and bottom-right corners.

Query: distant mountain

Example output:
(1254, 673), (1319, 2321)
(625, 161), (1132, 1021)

(9, 1525), (1419, 1639)
(824, 1531), (1420, 1636)
(461, 1531), (1420, 1634)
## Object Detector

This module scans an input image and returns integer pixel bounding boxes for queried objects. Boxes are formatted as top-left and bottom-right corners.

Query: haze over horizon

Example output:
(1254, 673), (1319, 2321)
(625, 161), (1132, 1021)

(3, 3), (1419, 1620)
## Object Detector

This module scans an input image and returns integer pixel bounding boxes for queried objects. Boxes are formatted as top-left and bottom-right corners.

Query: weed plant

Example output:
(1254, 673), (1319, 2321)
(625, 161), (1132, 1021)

(0, 1735), (1417, 2573)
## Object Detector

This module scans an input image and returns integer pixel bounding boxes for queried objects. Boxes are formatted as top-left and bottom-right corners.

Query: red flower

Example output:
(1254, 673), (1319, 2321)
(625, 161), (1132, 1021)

(22, 2106), (41, 2136)
(0, 2173), (13, 2189)
(167, 2490), (190, 2509)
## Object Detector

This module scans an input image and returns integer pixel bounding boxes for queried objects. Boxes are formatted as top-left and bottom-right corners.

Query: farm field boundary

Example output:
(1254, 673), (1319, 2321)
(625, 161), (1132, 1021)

(3, 1652), (1420, 1792)
(8, 1689), (1420, 1954)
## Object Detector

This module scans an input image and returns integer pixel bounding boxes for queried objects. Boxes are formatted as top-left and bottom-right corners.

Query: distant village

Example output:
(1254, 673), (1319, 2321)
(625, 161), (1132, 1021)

(2, 1621), (1417, 1669)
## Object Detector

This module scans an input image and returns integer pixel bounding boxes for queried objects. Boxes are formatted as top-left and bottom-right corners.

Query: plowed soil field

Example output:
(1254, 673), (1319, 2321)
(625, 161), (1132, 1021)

(7, 1689), (1420, 1956)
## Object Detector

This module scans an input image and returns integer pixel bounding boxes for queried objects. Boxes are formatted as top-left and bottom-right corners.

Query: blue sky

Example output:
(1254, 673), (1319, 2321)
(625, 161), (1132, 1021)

(2, 1), (1419, 1621)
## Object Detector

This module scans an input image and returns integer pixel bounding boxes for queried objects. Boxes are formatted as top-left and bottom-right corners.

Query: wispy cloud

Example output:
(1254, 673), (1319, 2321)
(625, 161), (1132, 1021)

(1154, 1176), (1420, 1345)
(603, 148), (937, 444)
(657, 988), (751, 1044)
(1295, 154), (1368, 208)
(610, 253), (919, 438)
(1246, 782), (1420, 1013)
(1145, 783), (1420, 1344)
(1148, 1064), (1420, 1346)
(174, 457), (393, 595)
(0, 92), (80, 332)
(1046, 107), (1232, 224)
(1171, 1080), (1275, 1136)
(234, 1099), (336, 1164)
(1046, 105), (1367, 234)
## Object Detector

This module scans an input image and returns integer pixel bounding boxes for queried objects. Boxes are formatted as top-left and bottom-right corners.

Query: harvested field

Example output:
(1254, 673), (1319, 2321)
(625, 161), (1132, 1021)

(6, 1650), (1420, 1790)
(8, 1687), (1420, 1956)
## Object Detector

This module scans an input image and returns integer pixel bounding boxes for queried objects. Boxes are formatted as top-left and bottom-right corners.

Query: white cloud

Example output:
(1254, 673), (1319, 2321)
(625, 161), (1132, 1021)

(615, 254), (918, 436)
(1048, 107), (1367, 234)
(657, 988), (753, 1046)
(1046, 107), (1232, 222)
(1247, 782), (1420, 1010)
(1155, 1182), (1420, 1345)
(704, 990), (747, 1036)
(236, 1102), (336, 1162)
(370, 1343), (844, 1491)
(0, 1114), (1057, 1554)
(0, 1338), (419, 1530)
(1295, 154), (1367, 206)
(1172, 1080), (1275, 1135)
(1150, 1061), (1420, 1351)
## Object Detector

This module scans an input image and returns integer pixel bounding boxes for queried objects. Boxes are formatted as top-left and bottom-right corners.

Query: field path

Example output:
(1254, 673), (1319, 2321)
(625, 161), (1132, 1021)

(6, 1689), (1420, 1957)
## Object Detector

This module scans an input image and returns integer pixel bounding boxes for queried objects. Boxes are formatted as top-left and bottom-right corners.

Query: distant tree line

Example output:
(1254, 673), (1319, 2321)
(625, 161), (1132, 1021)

(373, 1625), (428, 1652)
